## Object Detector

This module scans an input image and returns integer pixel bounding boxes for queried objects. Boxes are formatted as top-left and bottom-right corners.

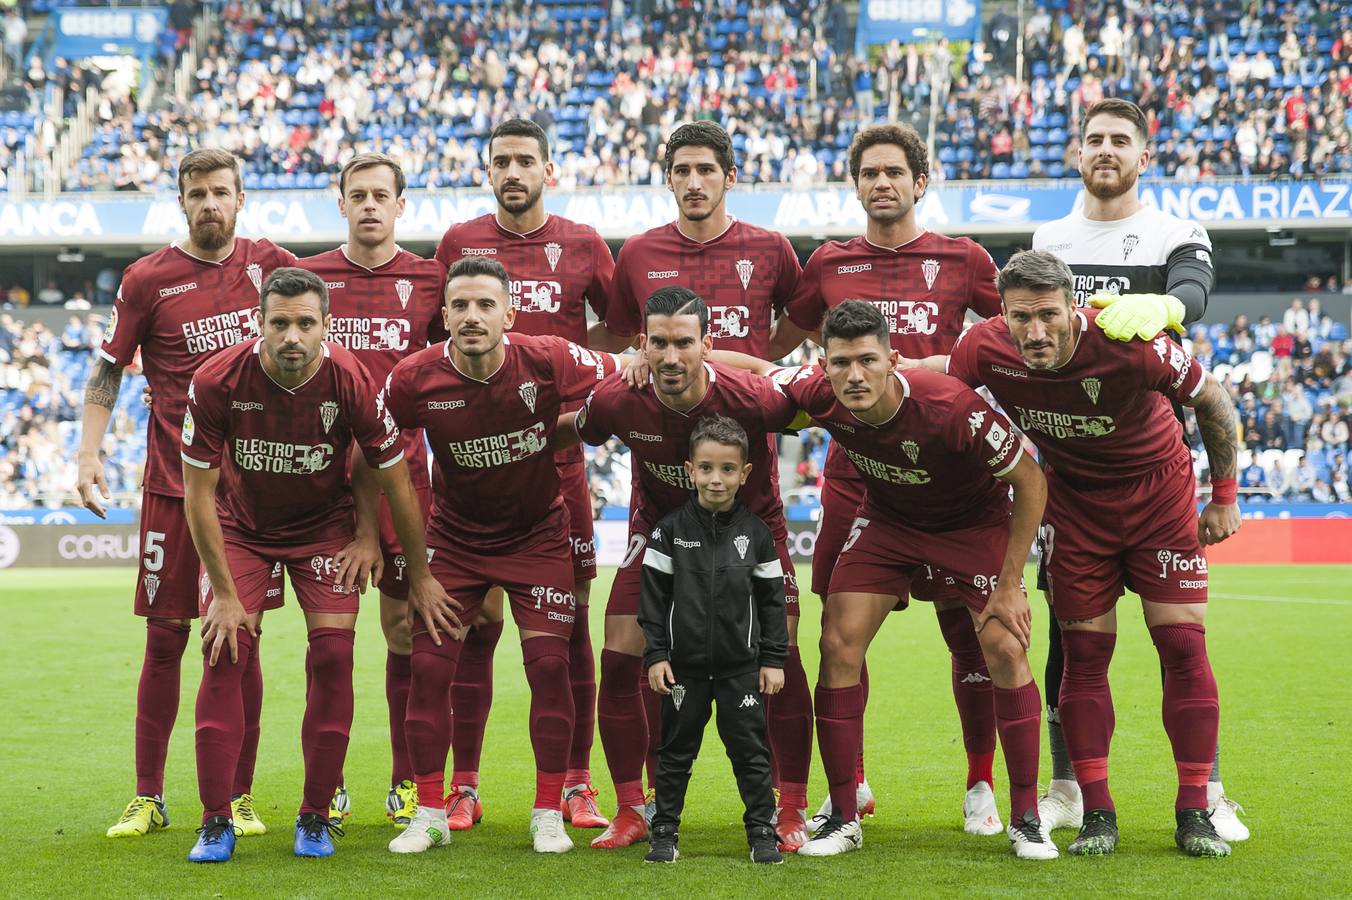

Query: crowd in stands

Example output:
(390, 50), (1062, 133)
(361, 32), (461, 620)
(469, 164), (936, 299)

(0, 312), (146, 508)
(3, 0), (1336, 192)
(3, 308), (1347, 511)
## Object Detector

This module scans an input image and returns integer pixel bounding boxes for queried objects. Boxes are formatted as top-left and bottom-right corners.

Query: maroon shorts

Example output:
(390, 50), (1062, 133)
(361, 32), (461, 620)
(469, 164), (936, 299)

(606, 524), (800, 618)
(375, 484), (433, 600)
(425, 526), (577, 638)
(812, 473), (954, 604)
(557, 452), (597, 584)
(827, 504), (1015, 615)
(135, 492), (282, 618)
(1043, 456), (1207, 622)
(200, 535), (358, 618)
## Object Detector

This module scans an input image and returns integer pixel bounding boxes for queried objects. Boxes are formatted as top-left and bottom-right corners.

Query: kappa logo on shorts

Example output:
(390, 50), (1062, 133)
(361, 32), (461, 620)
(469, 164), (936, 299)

(672, 684), (686, 711)
(739, 693), (759, 709)
(960, 671), (992, 684)
(1156, 550), (1208, 580)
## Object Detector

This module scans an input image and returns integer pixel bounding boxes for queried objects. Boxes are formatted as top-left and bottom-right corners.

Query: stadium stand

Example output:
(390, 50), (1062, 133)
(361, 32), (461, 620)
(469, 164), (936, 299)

(0, 0), (1341, 190)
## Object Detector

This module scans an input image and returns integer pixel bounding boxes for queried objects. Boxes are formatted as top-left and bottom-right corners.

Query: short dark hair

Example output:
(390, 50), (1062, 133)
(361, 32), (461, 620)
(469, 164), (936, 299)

(177, 148), (242, 195)
(340, 152), (406, 196)
(489, 118), (551, 161)
(260, 267), (329, 316)
(446, 257), (511, 296)
(997, 250), (1075, 306)
(689, 414), (749, 463)
(822, 300), (889, 348)
(1083, 98), (1149, 143)
(664, 121), (735, 175)
(847, 123), (929, 183)
(645, 286), (709, 334)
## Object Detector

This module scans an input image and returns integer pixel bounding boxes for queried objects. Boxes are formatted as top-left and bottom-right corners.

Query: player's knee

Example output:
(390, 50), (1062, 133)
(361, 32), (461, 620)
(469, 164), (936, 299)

(381, 613), (412, 654)
(977, 627), (1025, 673)
(817, 628), (863, 676)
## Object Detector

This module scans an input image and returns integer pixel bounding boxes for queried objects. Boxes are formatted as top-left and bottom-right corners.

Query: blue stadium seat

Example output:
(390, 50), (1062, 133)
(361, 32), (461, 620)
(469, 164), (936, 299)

(937, 146), (957, 164)
(991, 162), (1011, 179)
(1009, 161), (1029, 178)
(1046, 162), (1065, 178)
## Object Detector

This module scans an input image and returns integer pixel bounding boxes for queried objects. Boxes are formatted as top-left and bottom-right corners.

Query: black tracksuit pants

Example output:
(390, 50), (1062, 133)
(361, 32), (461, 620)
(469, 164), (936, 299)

(652, 669), (774, 838)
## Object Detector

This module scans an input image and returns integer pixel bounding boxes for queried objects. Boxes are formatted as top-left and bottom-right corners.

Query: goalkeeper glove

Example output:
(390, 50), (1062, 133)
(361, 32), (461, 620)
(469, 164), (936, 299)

(1087, 293), (1186, 342)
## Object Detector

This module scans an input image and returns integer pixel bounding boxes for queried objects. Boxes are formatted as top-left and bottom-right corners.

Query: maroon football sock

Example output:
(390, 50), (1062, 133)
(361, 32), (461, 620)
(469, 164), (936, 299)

(231, 628), (263, 796)
(449, 620), (501, 781)
(299, 628), (355, 817)
(1059, 629), (1118, 812)
(567, 608), (596, 779)
(406, 631), (463, 810)
(855, 661), (869, 785)
(195, 627), (253, 823)
(136, 619), (189, 798)
(641, 670), (662, 790)
(597, 649), (646, 808)
(937, 607), (997, 789)
(768, 646), (813, 810)
(523, 636), (574, 809)
(1150, 623), (1220, 811)
(816, 683), (865, 822)
(994, 680), (1043, 822)
(385, 650), (413, 787)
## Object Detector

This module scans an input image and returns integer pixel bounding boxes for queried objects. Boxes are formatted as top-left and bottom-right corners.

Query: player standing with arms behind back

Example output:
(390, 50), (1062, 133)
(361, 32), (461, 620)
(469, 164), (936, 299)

(597, 121), (814, 848)
(298, 152), (447, 830)
(78, 149), (295, 839)
(774, 123), (1010, 836)
(433, 119), (628, 831)
(1031, 98), (1246, 843)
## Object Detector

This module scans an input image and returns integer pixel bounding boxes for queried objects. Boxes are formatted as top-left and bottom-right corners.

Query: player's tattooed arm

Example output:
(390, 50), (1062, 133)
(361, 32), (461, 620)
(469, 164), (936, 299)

(84, 357), (125, 409)
(1187, 374), (1238, 480)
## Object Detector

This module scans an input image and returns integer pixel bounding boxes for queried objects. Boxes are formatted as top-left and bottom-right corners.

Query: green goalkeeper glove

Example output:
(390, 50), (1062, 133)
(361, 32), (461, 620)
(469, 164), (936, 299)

(1088, 293), (1186, 342)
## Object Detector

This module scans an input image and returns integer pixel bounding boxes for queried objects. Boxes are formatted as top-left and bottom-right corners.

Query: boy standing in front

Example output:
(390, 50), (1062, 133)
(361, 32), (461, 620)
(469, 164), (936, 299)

(638, 415), (788, 865)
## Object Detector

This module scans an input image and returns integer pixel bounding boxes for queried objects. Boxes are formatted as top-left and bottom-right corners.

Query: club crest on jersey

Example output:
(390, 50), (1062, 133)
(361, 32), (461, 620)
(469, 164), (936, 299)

(182, 409), (196, 445)
(921, 258), (940, 291)
(735, 258), (754, 290)
(734, 534), (750, 560)
(1081, 377), (1102, 404)
(395, 278), (413, 310)
(1122, 234), (1140, 260)
(518, 381), (538, 413)
(320, 401), (339, 433)
(246, 263), (263, 293)
(544, 241), (563, 272)
(672, 684), (686, 711)
(901, 440), (920, 464)
(143, 573), (160, 606)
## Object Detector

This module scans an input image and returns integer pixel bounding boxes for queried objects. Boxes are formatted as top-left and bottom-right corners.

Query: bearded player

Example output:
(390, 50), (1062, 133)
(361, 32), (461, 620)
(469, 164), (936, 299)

(560, 287), (814, 850)
(432, 119), (629, 831)
(78, 149), (296, 839)
(1030, 99), (1245, 843)
(598, 120), (813, 844)
(297, 152), (447, 830)
(181, 267), (441, 861)
(381, 258), (621, 855)
(938, 250), (1240, 857)
(772, 123), (1008, 835)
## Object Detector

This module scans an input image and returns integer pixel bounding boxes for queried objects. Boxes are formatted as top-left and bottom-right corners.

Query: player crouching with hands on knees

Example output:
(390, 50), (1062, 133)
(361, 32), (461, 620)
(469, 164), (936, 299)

(639, 415), (789, 865)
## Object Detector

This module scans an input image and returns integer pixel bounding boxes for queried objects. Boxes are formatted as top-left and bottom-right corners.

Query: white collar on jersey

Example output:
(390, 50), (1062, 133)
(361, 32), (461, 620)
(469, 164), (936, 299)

(340, 243), (403, 271)
(848, 369), (909, 428)
(171, 240), (239, 267)
(253, 338), (330, 394)
(444, 332), (510, 383)
(494, 212), (552, 237)
(675, 216), (736, 245)
(862, 230), (928, 253)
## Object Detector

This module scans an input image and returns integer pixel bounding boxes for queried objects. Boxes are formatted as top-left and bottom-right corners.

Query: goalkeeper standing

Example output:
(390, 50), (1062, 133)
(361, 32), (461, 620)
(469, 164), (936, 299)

(1030, 98), (1247, 845)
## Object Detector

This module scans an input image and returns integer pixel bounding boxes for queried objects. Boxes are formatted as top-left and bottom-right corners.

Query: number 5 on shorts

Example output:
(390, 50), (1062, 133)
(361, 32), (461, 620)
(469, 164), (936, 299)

(143, 531), (166, 572)
(841, 517), (870, 554)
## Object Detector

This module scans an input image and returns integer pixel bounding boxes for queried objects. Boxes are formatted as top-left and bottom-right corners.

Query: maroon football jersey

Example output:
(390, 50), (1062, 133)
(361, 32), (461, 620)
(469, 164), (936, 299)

(574, 362), (797, 538)
(946, 308), (1205, 491)
(434, 213), (617, 345)
(181, 339), (402, 544)
(296, 246), (446, 490)
(607, 220), (801, 356)
(785, 232), (1001, 479)
(100, 239), (297, 497)
(773, 365), (1021, 531)
(382, 333), (619, 551)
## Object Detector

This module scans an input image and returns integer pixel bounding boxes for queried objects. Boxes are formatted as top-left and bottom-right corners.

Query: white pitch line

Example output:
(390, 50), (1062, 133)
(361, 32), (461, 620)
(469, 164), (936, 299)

(1211, 592), (1352, 607)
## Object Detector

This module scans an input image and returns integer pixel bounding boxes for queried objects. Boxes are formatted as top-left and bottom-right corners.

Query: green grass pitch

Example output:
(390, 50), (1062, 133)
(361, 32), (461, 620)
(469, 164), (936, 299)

(2, 564), (1348, 898)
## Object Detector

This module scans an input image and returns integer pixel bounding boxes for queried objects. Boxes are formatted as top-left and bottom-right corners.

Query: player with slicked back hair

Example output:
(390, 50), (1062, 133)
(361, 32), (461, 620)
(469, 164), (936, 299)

(80, 147), (296, 841)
